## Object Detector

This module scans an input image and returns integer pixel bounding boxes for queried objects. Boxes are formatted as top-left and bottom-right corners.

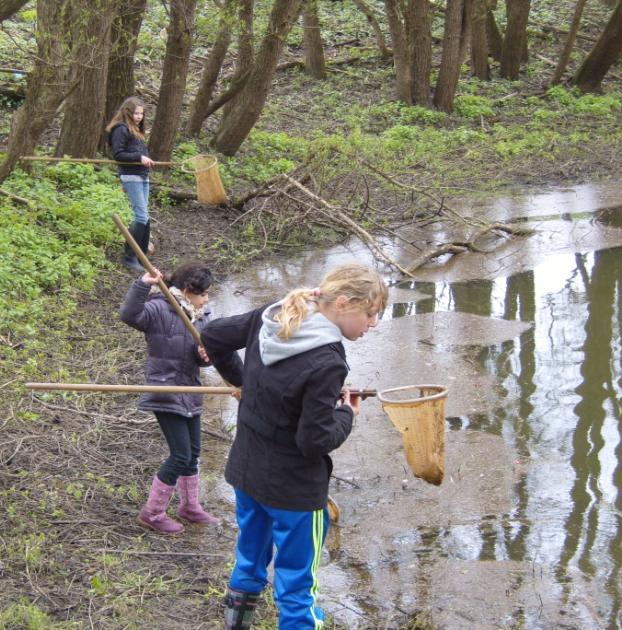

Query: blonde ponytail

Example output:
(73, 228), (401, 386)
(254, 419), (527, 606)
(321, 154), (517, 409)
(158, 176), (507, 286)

(274, 288), (317, 339)
(274, 264), (388, 340)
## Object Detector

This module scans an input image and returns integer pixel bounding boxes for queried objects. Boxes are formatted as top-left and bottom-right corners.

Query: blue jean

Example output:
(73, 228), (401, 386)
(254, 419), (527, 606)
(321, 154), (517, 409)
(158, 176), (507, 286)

(120, 175), (149, 224)
(230, 488), (329, 629)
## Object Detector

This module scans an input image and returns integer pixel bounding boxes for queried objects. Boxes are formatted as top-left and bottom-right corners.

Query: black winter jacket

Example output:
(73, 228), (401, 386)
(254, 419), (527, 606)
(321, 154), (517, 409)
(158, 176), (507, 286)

(200, 305), (354, 511)
(108, 122), (150, 177)
(120, 279), (210, 417)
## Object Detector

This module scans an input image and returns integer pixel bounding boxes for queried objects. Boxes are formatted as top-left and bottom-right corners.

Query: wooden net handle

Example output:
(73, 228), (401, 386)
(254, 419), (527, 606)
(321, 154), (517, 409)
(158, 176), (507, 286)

(112, 213), (202, 346)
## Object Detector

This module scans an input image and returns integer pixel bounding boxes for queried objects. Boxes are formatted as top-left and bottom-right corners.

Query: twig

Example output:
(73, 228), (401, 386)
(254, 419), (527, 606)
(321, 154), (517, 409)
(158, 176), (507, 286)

(94, 548), (226, 558)
(331, 474), (361, 489)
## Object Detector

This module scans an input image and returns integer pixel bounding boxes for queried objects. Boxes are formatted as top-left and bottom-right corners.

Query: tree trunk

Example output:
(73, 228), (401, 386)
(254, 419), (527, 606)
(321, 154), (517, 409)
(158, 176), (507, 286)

(223, 0), (255, 116)
(352, 0), (391, 58)
(303, 0), (326, 79)
(458, 0), (473, 65)
(434, 0), (464, 112)
(238, 0), (255, 69)
(149, 0), (198, 161)
(572, 0), (622, 91)
(187, 0), (236, 136)
(500, 0), (531, 79)
(104, 0), (147, 133)
(471, 0), (490, 78)
(55, 0), (115, 158)
(0, 0), (28, 21)
(211, 0), (303, 156)
(0, 0), (71, 181)
(412, 0), (432, 105)
(486, 5), (503, 61)
(384, 0), (413, 103)
(550, 0), (588, 84)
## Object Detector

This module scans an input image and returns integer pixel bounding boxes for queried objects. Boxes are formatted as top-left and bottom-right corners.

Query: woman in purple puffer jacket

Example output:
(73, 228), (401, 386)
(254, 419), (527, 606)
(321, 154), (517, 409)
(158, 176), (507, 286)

(120, 261), (219, 534)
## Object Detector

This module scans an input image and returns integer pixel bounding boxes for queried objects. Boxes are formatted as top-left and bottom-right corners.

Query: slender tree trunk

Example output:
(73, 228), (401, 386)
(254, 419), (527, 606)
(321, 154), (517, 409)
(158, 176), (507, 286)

(500, 0), (531, 79)
(352, 0), (391, 58)
(458, 0), (473, 65)
(149, 0), (198, 161)
(572, 0), (622, 91)
(55, 0), (115, 158)
(434, 0), (464, 112)
(303, 0), (326, 78)
(486, 4), (503, 61)
(0, 0), (71, 181)
(384, 0), (412, 103)
(187, 0), (236, 136)
(550, 0), (588, 84)
(0, 0), (28, 21)
(223, 0), (254, 116)
(211, 0), (303, 155)
(412, 0), (432, 105)
(471, 0), (490, 78)
(238, 0), (254, 68)
(104, 0), (147, 130)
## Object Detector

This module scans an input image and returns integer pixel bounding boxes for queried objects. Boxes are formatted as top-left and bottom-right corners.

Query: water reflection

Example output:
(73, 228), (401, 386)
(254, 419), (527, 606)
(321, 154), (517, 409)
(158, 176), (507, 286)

(406, 246), (622, 627)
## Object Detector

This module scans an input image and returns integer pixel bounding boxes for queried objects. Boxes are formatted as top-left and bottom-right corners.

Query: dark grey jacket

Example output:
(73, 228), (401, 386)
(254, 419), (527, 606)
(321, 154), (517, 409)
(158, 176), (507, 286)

(120, 279), (210, 417)
(108, 122), (150, 177)
(200, 305), (353, 511)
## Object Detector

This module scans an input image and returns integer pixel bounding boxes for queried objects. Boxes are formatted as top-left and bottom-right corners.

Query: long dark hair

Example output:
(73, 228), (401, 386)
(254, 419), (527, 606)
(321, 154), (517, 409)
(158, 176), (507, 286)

(165, 262), (213, 294)
(105, 96), (146, 140)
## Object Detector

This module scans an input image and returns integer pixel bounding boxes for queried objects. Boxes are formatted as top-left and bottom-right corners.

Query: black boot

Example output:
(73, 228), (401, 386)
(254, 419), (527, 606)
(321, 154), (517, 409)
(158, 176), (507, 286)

(224, 588), (260, 630)
(141, 220), (151, 256)
(122, 222), (146, 272)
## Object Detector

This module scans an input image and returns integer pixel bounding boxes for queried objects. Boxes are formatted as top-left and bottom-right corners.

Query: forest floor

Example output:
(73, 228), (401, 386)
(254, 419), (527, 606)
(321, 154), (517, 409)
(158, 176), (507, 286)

(1, 1), (622, 628)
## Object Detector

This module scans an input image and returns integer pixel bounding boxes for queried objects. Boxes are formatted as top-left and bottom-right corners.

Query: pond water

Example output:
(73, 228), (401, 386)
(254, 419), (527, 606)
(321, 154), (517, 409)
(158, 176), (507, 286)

(203, 183), (622, 629)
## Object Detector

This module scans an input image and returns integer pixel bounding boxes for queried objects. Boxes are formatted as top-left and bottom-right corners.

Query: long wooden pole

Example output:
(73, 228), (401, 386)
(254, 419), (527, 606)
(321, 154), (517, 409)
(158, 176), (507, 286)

(26, 382), (237, 394)
(20, 156), (173, 167)
(25, 382), (376, 397)
(111, 213), (203, 346)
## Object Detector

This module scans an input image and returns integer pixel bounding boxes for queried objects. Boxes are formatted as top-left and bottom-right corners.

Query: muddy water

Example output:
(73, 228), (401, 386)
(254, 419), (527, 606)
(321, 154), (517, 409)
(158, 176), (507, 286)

(202, 183), (622, 629)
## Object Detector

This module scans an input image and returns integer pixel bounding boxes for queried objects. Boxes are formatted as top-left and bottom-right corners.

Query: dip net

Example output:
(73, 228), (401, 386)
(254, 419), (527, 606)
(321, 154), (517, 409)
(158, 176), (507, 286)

(181, 154), (227, 205)
(377, 384), (448, 486)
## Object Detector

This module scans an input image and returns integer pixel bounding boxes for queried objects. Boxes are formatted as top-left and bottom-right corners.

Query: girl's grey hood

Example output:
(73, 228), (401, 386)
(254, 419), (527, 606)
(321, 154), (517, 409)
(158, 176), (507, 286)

(259, 300), (343, 366)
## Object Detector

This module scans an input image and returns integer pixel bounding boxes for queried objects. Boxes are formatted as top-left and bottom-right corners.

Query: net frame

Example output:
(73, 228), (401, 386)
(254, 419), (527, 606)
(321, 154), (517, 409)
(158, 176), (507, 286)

(378, 384), (448, 486)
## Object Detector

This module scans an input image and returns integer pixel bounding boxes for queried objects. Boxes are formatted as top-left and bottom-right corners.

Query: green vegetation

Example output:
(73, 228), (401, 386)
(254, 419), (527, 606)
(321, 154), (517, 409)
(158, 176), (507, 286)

(0, 0), (620, 627)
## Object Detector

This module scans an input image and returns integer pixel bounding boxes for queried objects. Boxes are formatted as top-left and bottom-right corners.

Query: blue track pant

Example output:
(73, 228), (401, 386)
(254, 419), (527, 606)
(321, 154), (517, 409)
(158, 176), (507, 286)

(229, 488), (329, 629)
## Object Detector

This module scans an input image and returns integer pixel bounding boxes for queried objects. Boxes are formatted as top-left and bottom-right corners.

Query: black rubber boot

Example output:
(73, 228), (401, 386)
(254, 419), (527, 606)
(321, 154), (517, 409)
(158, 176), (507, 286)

(122, 222), (146, 272)
(223, 588), (260, 630)
(140, 220), (151, 256)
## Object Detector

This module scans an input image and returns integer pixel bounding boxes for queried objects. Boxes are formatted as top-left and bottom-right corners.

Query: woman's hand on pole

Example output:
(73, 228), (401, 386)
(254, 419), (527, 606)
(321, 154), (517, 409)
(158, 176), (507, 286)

(141, 155), (155, 167)
(198, 345), (210, 362)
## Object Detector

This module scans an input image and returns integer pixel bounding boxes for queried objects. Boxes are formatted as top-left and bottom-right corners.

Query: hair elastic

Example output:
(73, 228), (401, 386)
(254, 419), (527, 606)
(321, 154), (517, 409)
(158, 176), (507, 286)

(313, 287), (321, 297)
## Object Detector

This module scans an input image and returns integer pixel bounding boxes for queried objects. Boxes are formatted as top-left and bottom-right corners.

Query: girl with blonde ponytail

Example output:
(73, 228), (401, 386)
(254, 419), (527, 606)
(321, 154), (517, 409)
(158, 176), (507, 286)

(201, 263), (387, 629)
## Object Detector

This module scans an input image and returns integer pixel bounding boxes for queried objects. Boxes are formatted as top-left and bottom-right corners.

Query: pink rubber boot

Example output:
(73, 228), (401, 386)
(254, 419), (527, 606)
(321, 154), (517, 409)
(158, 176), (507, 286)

(176, 474), (220, 525)
(137, 475), (185, 534)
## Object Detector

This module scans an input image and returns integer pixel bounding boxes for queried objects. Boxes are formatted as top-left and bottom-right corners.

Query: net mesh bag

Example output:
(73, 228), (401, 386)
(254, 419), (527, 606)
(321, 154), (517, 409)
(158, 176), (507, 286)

(378, 384), (448, 486)
(181, 155), (227, 205)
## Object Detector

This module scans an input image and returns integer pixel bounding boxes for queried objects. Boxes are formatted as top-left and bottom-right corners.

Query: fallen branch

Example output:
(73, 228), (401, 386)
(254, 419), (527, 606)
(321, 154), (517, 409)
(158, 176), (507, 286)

(0, 187), (32, 206)
(281, 175), (415, 277)
(406, 223), (534, 272)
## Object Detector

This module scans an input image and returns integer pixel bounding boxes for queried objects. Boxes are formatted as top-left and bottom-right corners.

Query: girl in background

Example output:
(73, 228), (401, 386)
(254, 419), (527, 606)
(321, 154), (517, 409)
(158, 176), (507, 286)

(200, 263), (388, 629)
(107, 96), (155, 271)
(120, 261), (219, 534)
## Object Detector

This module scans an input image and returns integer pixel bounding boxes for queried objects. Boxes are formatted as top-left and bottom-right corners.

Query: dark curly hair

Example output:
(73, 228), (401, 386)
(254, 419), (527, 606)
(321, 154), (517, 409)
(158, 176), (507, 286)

(165, 261), (213, 294)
